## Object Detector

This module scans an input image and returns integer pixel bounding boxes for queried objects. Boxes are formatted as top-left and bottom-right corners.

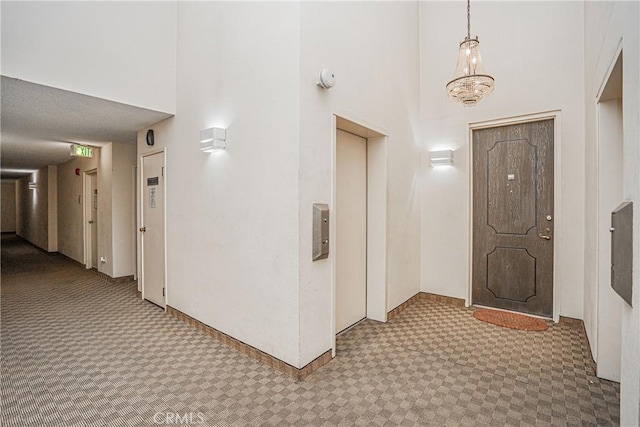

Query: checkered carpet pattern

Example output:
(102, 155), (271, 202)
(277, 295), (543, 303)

(1, 235), (619, 426)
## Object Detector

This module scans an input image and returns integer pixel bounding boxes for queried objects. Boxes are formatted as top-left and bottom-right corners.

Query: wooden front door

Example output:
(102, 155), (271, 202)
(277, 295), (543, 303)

(472, 119), (554, 317)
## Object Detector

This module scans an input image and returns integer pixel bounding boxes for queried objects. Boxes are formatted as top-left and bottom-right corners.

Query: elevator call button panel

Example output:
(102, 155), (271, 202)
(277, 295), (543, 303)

(313, 203), (330, 261)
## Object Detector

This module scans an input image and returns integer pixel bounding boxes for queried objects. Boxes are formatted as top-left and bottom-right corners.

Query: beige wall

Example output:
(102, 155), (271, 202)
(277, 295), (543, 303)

(1, 181), (17, 232)
(98, 144), (113, 276)
(47, 166), (58, 251)
(56, 143), (135, 278)
(16, 166), (57, 251)
(57, 154), (99, 263)
(111, 143), (136, 278)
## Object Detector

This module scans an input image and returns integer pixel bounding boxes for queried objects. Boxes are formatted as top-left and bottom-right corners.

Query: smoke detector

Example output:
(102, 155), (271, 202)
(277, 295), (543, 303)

(317, 69), (335, 89)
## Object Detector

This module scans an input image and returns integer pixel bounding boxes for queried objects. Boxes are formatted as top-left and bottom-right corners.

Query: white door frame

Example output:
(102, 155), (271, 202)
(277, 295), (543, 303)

(139, 148), (168, 309)
(331, 114), (388, 356)
(593, 40), (624, 381)
(83, 169), (98, 269)
(132, 163), (138, 281)
(468, 110), (563, 323)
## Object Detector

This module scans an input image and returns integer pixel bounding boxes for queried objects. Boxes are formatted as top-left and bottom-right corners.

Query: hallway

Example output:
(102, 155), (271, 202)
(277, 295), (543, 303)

(1, 234), (620, 426)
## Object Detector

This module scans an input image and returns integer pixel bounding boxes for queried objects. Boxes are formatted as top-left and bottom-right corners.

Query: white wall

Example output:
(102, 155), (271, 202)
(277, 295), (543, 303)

(420, 1), (585, 319)
(297, 1), (422, 366)
(143, 1), (422, 369)
(1, 181), (17, 232)
(138, 2), (302, 367)
(95, 143), (136, 278)
(1, 1), (177, 113)
(111, 143), (136, 278)
(584, 2), (640, 424)
(16, 166), (57, 251)
(57, 154), (99, 264)
(5, 0), (422, 372)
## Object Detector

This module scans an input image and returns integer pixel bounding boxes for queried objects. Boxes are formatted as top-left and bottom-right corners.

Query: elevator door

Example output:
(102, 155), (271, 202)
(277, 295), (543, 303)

(335, 129), (367, 333)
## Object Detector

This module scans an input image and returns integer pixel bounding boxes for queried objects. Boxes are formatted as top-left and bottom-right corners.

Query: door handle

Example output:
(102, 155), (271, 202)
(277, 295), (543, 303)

(88, 220), (94, 224)
(140, 227), (146, 232)
(538, 227), (551, 240)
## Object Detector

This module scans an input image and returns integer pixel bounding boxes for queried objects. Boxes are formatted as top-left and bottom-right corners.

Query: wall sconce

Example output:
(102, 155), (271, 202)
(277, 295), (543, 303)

(28, 181), (37, 190)
(430, 150), (454, 167)
(200, 127), (226, 153)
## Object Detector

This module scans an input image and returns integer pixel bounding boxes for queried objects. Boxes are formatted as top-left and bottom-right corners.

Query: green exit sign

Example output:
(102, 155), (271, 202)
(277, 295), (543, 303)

(70, 144), (93, 158)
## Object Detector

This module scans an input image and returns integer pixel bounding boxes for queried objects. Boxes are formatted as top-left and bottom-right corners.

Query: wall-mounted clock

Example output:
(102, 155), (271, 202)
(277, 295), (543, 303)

(146, 129), (154, 146)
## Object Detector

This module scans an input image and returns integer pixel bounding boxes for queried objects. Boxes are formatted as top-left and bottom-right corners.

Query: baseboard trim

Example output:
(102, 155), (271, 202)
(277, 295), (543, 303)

(558, 316), (584, 329)
(166, 305), (332, 380)
(387, 291), (466, 321)
(52, 248), (135, 284)
(387, 293), (422, 321)
(421, 292), (466, 307)
(89, 269), (135, 284)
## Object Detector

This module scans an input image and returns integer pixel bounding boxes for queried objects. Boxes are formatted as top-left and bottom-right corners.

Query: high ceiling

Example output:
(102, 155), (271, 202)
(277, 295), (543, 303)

(1, 76), (172, 180)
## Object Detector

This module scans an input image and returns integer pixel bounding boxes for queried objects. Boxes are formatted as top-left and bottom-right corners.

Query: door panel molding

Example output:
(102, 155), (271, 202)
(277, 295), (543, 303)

(468, 111), (562, 322)
(487, 139), (538, 235)
(487, 246), (537, 302)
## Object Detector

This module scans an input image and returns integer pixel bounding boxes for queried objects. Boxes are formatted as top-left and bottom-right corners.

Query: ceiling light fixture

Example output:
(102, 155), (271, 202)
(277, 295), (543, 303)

(446, 0), (494, 106)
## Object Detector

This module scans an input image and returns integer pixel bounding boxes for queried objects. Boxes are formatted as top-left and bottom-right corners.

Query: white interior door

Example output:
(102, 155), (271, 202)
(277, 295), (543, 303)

(90, 174), (98, 268)
(84, 171), (98, 269)
(335, 129), (367, 333)
(142, 152), (166, 308)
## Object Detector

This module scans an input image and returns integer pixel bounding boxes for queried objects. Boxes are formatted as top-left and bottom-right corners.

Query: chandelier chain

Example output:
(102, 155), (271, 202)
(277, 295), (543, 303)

(467, 0), (471, 40)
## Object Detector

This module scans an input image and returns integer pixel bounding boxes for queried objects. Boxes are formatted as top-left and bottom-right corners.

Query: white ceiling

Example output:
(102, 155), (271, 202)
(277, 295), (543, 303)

(1, 76), (172, 180)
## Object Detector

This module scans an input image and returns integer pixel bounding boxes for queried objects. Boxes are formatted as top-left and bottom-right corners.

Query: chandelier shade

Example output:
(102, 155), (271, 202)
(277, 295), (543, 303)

(446, 0), (494, 106)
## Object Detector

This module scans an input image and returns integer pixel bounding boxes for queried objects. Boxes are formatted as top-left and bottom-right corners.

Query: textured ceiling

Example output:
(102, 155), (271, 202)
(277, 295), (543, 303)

(1, 76), (172, 180)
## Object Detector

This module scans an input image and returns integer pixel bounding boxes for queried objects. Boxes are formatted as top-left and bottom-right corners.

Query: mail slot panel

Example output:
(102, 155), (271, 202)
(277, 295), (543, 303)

(611, 201), (633, 306)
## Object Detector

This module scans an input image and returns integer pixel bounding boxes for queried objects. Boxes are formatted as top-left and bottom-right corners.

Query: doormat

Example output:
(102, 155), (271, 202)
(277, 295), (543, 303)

(473, 309), (549, 331)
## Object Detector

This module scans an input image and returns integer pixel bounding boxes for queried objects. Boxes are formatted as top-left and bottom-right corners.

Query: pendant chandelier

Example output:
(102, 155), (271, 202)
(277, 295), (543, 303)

(446, 0), (494, 106)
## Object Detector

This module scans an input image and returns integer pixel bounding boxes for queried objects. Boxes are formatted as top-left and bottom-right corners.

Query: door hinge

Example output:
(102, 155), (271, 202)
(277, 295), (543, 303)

(162, 167), (164, 177)
(162, 287), (165, 297)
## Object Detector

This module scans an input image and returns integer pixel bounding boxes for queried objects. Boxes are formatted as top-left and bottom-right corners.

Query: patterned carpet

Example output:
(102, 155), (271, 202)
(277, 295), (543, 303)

(1, 234), (620, 426)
